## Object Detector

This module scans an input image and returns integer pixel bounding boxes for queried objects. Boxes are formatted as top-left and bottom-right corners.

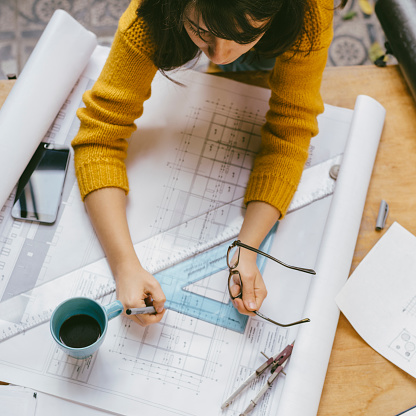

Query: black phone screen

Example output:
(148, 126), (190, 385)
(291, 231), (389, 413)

(11, 143), (70, 224)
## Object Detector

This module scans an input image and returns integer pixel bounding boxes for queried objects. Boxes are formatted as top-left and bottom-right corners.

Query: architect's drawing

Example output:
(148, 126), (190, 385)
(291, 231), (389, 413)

(0, 43), (385, 416)
(390, 329), (416, 361)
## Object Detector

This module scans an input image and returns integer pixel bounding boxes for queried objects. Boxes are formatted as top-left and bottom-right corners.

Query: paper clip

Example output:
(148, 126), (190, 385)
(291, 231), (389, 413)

(375, 199), (389, 231)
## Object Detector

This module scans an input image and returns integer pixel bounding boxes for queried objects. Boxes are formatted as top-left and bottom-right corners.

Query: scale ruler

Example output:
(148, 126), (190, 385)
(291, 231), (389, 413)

(0, 223), (243, 342)
(0, 155), (341, 342)
(0, 270), (117, 341)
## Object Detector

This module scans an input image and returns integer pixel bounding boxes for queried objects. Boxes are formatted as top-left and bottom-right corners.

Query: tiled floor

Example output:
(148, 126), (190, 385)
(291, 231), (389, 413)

(0, 0), (389, 79)
(0, 0), (130, 78)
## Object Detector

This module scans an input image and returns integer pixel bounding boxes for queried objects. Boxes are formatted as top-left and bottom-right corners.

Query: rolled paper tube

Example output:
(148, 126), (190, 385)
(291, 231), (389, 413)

(0, 9), (97, 209)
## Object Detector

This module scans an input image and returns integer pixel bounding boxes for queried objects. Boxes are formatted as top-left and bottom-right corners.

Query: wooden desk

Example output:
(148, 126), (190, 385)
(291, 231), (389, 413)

(0, 79), (14, 108)
(317, 65), (416, 416)
(1, 64), (416, 414)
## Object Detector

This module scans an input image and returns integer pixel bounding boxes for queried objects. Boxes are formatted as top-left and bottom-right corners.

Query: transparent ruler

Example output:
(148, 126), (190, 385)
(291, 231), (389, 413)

(156, 225), (275, 333)
(0, 155), (341, 342)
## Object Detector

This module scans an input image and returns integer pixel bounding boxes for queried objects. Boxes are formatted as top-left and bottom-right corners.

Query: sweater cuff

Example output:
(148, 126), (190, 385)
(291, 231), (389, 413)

(74, 158), (129, 200)
(244, 173), (298, 218)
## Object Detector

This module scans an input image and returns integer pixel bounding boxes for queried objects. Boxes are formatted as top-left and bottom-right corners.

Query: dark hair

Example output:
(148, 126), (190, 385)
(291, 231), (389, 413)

(137, 0), (347, 71)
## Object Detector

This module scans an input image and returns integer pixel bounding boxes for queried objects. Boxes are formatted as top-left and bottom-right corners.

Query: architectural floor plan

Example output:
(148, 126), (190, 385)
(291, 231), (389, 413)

(0, 12), (386, 416)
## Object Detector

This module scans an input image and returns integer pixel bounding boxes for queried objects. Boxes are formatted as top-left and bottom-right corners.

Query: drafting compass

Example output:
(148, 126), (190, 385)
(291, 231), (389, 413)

(221, 342), (294, 415)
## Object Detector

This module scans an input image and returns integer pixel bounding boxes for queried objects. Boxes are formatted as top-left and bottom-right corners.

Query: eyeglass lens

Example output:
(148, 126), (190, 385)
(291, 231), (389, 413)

(226, 241), (312, 328)
(228, 269), (242, 300)
(226, 244), (240, 269)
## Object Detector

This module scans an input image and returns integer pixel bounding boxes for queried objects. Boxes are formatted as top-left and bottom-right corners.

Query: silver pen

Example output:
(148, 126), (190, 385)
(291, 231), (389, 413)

(125, 306), (157, 315)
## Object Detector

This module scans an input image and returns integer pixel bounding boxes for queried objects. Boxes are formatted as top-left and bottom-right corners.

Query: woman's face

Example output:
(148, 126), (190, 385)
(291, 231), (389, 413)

(184, 6), (267, 65)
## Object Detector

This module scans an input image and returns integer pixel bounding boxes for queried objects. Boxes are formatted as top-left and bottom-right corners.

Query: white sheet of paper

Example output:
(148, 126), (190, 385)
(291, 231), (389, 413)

(0, 385), (37, 416)
(35, 390), (117, 416)
(336, 222), (416, 378)
(0, 385), (117, 416)
(397, 406), (416, 416)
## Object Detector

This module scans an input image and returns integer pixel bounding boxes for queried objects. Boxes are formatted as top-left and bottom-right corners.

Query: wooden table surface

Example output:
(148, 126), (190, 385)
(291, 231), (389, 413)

(316, 65), (416, 416)
(0, 79), (14, 107)
(1, 64), (416, 414)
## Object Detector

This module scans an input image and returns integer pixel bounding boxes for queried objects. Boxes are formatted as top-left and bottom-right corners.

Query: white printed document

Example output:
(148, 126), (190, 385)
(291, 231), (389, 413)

(0, 385), (37, 416)
(336, 222), (416, 379)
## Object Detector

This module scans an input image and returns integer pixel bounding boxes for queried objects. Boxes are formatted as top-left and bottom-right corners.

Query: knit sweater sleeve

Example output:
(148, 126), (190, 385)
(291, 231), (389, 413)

(71, 0), (157, 200)
(244, 0), (334, 217)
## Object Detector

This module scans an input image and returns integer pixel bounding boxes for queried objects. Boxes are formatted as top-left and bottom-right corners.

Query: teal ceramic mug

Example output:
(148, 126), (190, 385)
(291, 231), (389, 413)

(50, 297), (123, 359)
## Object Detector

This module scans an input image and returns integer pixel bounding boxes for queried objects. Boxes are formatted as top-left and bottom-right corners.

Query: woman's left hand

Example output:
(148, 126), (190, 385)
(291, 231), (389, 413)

(229, 248), (268, 315)
(230, 200), (280, 315)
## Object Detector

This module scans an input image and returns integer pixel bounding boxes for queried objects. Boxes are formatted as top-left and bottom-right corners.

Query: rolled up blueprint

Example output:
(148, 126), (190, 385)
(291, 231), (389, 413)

(0, 9), (97, 209)
(276, 95), (386, 416)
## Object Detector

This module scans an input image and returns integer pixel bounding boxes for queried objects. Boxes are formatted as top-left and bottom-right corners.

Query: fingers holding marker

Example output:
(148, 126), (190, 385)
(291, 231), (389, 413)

(125, 306), (157, 315)
(126, 305), (166, 326)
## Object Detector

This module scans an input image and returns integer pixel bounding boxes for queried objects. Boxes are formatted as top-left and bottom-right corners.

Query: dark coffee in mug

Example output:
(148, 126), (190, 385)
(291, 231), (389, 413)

(51, 297), (123, 359)
(59, 314), (102, 348)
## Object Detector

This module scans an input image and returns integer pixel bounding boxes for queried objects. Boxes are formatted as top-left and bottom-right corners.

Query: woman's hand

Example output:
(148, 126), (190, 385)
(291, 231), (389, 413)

(229, 248), (267, 315)
(84, 187), (166, 327)
(231, 200), (280, 315)
(115, 258), (166, 326)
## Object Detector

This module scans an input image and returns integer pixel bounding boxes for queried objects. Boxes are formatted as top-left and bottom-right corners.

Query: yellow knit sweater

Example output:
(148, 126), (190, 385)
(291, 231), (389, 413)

(72, 0), (333, 217)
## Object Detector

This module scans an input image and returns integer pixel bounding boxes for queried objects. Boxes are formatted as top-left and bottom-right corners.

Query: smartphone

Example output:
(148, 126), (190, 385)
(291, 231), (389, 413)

(11, 142), (70, 224)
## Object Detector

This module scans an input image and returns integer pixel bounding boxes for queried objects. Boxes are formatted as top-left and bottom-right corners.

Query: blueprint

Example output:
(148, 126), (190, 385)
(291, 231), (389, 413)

(0, 17), (386, 416)
(0, 194), (330, 416)
(0, 90), (386, 415)
(0, 85), (380, 416)
(0, 46), (343, 306)
(0, 91), (344, 342)
(0, 46), (269, 301)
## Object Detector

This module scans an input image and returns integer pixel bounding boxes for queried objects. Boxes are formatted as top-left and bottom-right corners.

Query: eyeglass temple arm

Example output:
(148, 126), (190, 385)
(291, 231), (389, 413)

(235, 241), (316, 275)
(254, 311), (311, 328)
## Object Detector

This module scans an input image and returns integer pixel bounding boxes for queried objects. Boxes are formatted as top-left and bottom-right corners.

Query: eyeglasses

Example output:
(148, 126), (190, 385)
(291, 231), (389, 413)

(226, 240), (316, 328)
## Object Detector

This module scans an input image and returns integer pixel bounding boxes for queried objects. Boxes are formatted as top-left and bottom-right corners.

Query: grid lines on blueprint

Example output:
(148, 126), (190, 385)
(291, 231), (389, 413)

(109, 311), (228, 393)
(151, 98), (264, 249)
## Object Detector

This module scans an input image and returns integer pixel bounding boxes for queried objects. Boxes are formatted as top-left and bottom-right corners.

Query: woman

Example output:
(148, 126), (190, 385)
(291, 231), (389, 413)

(72, 0), (346, 327)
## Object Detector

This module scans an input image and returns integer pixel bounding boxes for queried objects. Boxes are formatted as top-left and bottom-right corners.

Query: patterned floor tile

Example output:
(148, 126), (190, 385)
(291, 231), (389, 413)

(330, 0), (389, 66)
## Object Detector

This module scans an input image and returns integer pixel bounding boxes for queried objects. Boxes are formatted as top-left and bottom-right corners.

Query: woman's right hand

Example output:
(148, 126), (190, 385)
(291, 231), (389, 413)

(84, 187), (166, 327)
(115, 258), (166, 326)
